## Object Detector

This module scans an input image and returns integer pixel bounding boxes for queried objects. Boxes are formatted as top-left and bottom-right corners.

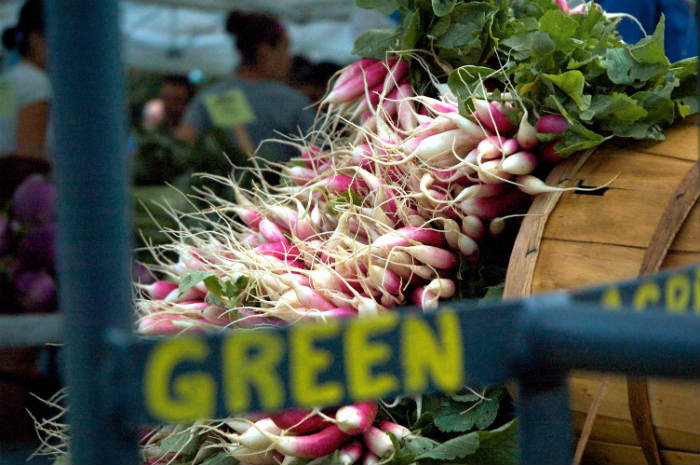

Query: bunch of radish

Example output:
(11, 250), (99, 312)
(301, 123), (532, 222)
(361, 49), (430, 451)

(141, 405), (415, 465)
(133, 56), (580, 464)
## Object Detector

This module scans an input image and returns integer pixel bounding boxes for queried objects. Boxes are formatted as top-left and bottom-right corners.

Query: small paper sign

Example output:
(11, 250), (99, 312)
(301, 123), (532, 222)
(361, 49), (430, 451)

(0, 77), (16, 118)
(203, 88), (256, 128)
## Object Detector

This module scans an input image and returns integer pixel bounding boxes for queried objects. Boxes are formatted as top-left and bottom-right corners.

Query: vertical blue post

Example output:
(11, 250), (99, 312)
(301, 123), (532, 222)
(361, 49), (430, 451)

(518, 373), (573, 465)
(45, 1), (137, 464)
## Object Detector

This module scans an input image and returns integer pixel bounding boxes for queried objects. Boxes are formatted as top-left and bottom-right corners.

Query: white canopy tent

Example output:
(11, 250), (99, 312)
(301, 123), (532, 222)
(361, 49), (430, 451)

(0, 0), (397, 76)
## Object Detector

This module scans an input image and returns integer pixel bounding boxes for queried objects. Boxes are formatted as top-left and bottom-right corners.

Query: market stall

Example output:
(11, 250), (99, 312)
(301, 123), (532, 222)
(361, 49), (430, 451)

(3, 1), (698, 465)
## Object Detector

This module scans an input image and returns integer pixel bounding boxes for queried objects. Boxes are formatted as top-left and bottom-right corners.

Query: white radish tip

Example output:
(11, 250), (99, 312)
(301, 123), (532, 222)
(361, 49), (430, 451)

(489, 218), (506, 235)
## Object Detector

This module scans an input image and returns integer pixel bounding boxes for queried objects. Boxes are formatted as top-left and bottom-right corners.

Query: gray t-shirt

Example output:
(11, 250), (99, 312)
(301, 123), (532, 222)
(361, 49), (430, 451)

(0, 60), (52, 156)
(182, 78), (315, 163)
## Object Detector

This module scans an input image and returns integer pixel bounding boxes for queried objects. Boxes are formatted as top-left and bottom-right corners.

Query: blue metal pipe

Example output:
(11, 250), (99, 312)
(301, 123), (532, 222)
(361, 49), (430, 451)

(517, 372), (572, 465)
(45, 1), (137, 463)
(519, 302), (700, 378)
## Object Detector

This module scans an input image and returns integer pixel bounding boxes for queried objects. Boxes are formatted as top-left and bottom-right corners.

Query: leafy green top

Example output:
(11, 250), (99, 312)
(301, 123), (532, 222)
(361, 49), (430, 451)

(353, 0), (697, 156)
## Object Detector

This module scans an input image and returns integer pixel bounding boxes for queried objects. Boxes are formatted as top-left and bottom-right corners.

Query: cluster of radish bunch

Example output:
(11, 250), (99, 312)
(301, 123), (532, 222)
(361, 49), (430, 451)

(133, 56), (575, 464)
(322, 56), (414, 132)
(142, 404), (414, 465)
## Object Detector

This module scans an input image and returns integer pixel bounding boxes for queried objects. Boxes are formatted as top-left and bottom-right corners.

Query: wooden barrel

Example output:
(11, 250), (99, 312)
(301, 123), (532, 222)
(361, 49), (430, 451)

(504, 118), (699, 465)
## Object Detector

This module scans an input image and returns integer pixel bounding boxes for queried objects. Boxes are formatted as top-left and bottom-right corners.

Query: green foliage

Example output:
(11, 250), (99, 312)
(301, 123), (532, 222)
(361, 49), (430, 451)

(130, 125), (251, 263)
(178, 271), (250, 311)
(159, 430), (204, 459)
(328, 187), (363, 216)
(417, 432), (479, 460)
(178, 270), (216, 294)
(455, 261), (506, 300)
(463, 419), (519, 464)
(379, 396), (518, 464)
(352, 29), (404, 59)
(199, 453), (238, 465)
(423, 386), (505, 433)
(356, 0), (401, 15)
(354, 1), (697, 157)
(432, 0), (456, 17)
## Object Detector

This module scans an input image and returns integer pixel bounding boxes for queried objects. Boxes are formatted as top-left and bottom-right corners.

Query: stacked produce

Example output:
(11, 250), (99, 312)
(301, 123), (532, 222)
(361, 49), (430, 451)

(1, 174), (58, 313)
(36, 1), (696, 464)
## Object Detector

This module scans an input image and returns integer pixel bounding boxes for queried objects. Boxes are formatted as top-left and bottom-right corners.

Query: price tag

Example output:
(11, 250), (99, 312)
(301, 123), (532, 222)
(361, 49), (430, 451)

(0, 77), (16, 118)
(203, 88), (256, 128)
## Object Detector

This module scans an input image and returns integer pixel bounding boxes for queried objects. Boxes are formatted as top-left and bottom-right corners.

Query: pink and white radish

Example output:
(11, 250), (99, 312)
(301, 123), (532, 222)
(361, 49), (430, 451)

(236, 418), (281, 449)
(453, 183), (508, 203)
(362, 426), (394, 458)
(410, 128), (480, 163)
(516, 113), (538, 149)
(457, 233), (479, 259)
(462, 215), (485, 240)
(402, 245), (457, 270)
(333, 58), (379, 89)
(378, 420), (413, 440)
(460, 189), (530, 219)
(396, 82), (418, 131)
(472, 98), (514, 134)
(475, 159), (512, 184)
(324, 60), (394, 105)
(501, 151), (537, 175)
(162, 285), (205, 303)
(477, 136), (519, 161)
(139, 280), (178, 300)
(362, 451), (380, 465)
(271, 425), (351, 458)
(227, 445), (283, 465)
(338, 439), (365, 465)
(372, 226), (444, 251)
(335, 402), (378, 435)
(536, 114), (569, 134)
(515, 174), (565, 194)
(258, 219), (289, 246)
(536, 114), (570, 162)
(269, 409), (330, 434)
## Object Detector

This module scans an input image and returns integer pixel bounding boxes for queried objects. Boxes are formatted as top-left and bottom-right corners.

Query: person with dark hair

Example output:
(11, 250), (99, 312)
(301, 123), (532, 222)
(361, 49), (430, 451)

(289, 57), (342, 104)
(142, 74), (195, 133)
(160, 75), (195, 131)
(176, 10), (315, 169)
(0, 0), (50, 160)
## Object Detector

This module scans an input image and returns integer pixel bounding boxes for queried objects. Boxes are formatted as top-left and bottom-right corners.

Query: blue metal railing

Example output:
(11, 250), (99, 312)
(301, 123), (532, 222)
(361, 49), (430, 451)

(0, 1), (688, 465)
(46, 0), (135, 463)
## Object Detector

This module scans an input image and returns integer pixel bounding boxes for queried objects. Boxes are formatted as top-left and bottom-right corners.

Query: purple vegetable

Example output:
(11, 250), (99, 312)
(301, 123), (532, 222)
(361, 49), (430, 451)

(540, 141), (566, 163)
(535, 114), (569, 134)
(18, 222), (56, 270)
(132, 261), (155, 284)
(14, 270), (57, 312)
(0, 214), (10, 254)
(11, 174), (55, 225)
(536, 115), (570, 162)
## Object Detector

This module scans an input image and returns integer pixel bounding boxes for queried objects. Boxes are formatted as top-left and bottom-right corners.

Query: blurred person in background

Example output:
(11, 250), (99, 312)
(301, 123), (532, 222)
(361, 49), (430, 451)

(0, 0), (50, 161)
(289, 56), (342, 104)
(176, 10), (315, 173)
(141, 74), (195, 134)
(596, 0), (698, 62)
